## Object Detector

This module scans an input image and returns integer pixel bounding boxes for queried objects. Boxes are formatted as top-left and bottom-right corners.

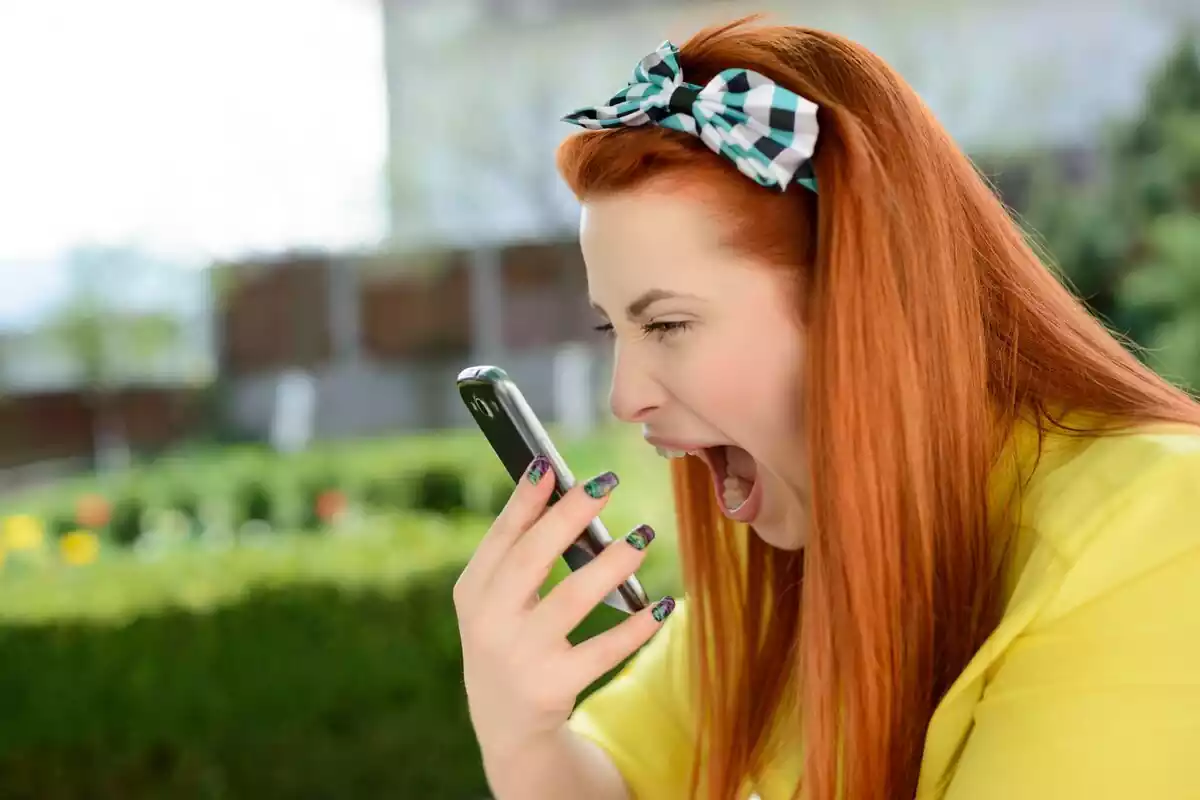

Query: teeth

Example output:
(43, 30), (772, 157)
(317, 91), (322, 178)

(723, 475), (749, 512)
(654, 446), (688, 459)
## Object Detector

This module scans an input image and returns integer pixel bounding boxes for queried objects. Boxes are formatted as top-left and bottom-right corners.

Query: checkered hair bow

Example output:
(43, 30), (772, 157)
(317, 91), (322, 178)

(562, 40), (820, 193)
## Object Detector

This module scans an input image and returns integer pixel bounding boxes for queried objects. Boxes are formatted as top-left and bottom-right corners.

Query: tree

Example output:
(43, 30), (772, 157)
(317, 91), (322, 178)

(41, 245), (188, 470)
(1023, 32), (1200, 388)
(1112, 34), (1200, 387)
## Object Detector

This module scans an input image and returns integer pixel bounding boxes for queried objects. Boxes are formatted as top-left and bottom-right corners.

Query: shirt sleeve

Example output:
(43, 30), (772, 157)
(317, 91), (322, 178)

(568, 599), (698, 799)
(944, 446), (1200, 800)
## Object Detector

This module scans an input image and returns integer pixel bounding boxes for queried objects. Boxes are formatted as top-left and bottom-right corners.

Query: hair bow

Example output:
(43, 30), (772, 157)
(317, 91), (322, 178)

(562, 40), (820, 193)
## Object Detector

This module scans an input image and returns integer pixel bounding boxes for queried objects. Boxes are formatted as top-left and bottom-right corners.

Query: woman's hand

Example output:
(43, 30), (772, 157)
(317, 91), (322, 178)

(453, 455), (674, 780)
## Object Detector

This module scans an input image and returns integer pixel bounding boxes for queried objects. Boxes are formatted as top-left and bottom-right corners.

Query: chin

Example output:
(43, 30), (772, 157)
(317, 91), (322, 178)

(751, 522), (807, 551)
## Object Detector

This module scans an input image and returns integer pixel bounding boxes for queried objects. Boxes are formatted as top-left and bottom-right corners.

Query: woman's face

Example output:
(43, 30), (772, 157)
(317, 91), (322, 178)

(581, 185), (812, 550)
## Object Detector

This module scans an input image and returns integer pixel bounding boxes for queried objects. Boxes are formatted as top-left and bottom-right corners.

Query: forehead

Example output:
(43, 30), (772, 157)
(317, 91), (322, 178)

(579, 188), (732, 285)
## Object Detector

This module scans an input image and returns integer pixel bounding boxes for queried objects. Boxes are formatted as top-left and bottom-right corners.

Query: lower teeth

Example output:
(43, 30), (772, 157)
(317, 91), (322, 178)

(723, 477), (750, 511)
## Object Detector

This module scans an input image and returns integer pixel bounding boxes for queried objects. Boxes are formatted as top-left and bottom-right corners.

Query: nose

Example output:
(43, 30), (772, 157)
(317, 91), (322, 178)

(608, 345), (666, 424)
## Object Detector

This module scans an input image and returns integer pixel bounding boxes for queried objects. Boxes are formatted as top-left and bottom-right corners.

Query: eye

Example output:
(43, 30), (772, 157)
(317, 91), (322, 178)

(641, 320), (691, 341)
(593, 320), (692, 341)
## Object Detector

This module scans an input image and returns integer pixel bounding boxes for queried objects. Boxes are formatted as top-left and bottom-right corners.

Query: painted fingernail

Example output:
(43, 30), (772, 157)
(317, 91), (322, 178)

(651, 596), (676, 623)
(526, 455), (551, 485)
(583, 471), (619, 499)
(625, 524), (655, 550)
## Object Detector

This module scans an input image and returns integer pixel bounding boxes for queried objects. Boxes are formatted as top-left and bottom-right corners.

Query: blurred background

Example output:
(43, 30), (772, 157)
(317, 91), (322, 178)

(0, 0), (1198, 797)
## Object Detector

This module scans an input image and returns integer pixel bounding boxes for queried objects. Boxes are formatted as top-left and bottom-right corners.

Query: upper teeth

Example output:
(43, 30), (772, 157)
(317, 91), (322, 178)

(655, 446), (690, 459)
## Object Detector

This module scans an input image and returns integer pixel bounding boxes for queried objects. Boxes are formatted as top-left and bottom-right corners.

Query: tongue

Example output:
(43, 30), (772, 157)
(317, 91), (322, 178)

(724, 446), (757, 482)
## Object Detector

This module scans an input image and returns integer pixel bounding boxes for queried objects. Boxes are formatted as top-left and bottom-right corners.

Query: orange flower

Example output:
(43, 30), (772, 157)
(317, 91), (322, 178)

(76, 493), (112, 529)
(316, 490), (348, 523)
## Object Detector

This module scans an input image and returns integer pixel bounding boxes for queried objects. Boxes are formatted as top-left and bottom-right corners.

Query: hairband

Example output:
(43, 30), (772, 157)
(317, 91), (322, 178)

(562, 40), (820, 193)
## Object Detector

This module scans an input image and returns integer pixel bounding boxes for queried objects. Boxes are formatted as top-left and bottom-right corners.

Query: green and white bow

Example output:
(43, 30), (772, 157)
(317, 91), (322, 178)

(562, 40), (820, 193)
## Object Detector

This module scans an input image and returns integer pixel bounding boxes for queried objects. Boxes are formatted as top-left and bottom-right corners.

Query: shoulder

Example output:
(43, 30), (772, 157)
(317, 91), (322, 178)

(1018, 420), (1200, 620)
(942, 424), (1200, 800)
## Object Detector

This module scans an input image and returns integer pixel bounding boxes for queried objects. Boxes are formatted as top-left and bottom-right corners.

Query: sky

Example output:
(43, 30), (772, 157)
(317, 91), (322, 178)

(0, 0), (389, 329)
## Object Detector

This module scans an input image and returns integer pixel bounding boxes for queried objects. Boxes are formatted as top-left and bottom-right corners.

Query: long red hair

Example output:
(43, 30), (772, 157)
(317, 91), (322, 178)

(557, 17), (1200, 800)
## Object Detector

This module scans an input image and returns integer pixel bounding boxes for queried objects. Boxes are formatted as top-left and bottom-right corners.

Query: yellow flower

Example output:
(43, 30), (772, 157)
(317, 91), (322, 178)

(2, 514), (45, 551)
(60, 530), (100, 566)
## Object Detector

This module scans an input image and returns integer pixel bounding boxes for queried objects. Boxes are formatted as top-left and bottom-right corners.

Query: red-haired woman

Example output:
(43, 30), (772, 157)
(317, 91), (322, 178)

(452, 17), (1200, 800)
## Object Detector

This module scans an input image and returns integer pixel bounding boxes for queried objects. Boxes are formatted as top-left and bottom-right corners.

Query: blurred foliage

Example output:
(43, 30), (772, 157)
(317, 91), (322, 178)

(411, 467), (469, 515)
(0, 425), (678, 798)
(39, 246), (190, 470)
(1022, 33), (1200, 388)
(47, 247), (188, 390)
(0, 562), (666, 799)
(1, 424), (671, 548)
(234, 479), (276, 528)
(107, 494), (146, 547)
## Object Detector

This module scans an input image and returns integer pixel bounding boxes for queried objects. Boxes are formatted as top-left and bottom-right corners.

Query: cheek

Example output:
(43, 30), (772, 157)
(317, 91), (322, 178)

(711, 330), (805, 440)
(653, 315), (804, 441)
(662, 335), (771, 424)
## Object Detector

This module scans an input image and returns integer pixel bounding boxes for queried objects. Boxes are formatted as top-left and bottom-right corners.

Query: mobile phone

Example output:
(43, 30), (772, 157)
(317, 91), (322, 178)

(456, 364), (650, 615)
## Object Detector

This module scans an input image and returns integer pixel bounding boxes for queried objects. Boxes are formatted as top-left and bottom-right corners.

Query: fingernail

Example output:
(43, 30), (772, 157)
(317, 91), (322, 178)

(651, 596), (676, 623)
(526, 455), (551, 485)
(625, 524), (655, 551)
(583, 471), (619, 499)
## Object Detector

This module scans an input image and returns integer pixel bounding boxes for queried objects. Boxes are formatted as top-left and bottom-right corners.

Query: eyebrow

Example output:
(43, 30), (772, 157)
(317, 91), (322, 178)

(590, 288), (704, 321)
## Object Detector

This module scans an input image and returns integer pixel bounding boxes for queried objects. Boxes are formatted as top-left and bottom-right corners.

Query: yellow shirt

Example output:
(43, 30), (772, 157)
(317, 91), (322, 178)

(568, 417), (1200, 799)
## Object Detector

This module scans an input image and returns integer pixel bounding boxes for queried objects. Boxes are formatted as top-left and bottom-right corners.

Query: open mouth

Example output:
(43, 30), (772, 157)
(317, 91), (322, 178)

(700, 445), (763, 522)
(654, 442), (763, 523)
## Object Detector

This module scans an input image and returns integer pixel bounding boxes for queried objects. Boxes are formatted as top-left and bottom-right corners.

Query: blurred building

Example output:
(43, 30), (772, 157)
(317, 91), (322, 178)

(0, 251), (213, 475)
(215, 241), (603, 441)
(12, 1), (1200, 466)
(220, 0), (1200, 443)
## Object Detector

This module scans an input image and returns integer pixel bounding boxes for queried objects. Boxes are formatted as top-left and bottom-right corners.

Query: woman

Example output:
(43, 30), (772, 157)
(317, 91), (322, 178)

(452, 17), (1200, 800)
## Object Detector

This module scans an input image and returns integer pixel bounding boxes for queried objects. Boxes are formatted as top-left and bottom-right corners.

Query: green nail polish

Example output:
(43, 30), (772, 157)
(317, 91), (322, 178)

(527, 455), (551, 485)
(583, 471), (619, 499)
(651, 596), (676, 623)
(625, 524), (655, 550)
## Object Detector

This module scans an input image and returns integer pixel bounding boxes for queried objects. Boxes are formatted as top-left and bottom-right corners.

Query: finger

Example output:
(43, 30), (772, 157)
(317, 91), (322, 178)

(489, 470), (620, 608)
(565, 596), (678, 690)
(523, 589), (540, 612)
(458, 455), (556, 594)
(529, 524), (656, 641)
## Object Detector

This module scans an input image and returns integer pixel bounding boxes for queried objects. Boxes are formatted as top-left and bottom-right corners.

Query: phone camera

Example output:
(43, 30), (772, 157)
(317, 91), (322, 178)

(472, 397), (494, 419)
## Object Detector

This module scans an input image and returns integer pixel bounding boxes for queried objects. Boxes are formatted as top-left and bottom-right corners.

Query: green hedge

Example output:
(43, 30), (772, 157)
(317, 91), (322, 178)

(0, 427), (680, 797)
(1, 425), (666, 548)
(0, 560), (678, 799)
